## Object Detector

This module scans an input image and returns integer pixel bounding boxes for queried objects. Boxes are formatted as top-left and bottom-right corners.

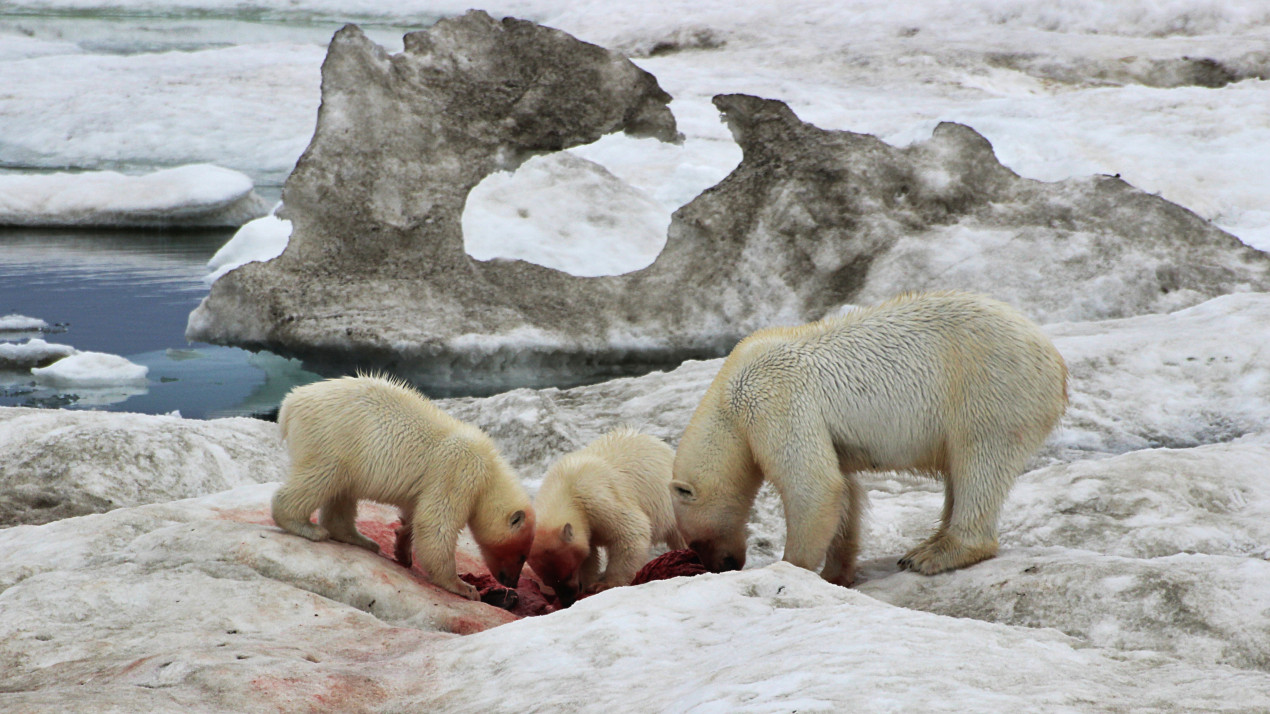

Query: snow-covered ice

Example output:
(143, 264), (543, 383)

(464, 153), (670, 277)
(31, 351), (148, 388)
(5, 289), (1270, 708)
(23, 358), (148, 407)
(5, 0), (1270, 251)
(0, 313), (48, 332)
(0, 338), (76, 370)
(204, 208), (292, 283)
(0, 164), (270, 228)
(0, 407), (283, 526)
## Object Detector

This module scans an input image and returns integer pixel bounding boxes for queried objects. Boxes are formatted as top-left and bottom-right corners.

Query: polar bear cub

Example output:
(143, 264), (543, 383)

(528, 427), (685, 605)
(670, 291), (1067, 585)
(271, 374), (535, 600)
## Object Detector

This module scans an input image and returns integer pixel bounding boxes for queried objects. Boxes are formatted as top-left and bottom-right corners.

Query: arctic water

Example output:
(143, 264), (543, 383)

(0, 227), (323, 419)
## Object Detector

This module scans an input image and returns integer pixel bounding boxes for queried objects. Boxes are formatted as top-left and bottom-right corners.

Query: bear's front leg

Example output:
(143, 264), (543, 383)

(766, 442), (844, 575)
(394, 505), (415, 567)
(780, 488), (842, 575)
(593, 516), (653, 590)
(409, 507), (479, 600)
(819, 473), (866, 587)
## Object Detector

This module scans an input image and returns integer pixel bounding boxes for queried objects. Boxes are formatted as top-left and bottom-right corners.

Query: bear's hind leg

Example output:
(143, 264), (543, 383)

(820, 473), (866, 587)
(899, 439), (1023, 575)
(271, 466), (337, 542)
(319, 493), (381, 553)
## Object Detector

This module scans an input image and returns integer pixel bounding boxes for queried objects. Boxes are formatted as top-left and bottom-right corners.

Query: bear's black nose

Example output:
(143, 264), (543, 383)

(720, 555), (741, 572)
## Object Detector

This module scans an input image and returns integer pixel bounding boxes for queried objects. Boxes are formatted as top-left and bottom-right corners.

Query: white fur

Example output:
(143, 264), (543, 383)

(271, 374), (532, 600)
(671, 291), (1068, 582)
(532, 426), (685, 594)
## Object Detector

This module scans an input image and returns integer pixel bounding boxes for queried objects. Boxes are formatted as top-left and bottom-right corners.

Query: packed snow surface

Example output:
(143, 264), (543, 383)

(463, 153), (669, 276)
(4, 291), (1270, 710)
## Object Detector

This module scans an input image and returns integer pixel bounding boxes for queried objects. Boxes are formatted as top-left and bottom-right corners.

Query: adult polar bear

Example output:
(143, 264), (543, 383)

(670, 291), (1067, 585)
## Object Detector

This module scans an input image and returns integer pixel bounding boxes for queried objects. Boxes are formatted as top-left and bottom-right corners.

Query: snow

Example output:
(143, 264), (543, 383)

(4, 0), (1270, 709)
(0, 164), (270, 228)
(31, 351), (148, 387)
(0, 407), (284, 526)
(5, 1), (1270, 253)
(0, 314), (47, 332)
(7, 289), (1270, 708)
(1, 476), (1268, 710)
(0, 338), (76, 370)
(464, 152), (670, 276)
(204, 208), (292, 283)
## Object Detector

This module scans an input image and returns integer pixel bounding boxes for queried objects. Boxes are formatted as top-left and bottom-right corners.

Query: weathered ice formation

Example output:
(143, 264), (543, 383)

(188, 13), (1270, 393)
(188, 11), (687, 392)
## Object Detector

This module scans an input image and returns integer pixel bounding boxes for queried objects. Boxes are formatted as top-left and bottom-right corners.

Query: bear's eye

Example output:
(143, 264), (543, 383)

(510, 510), (525, 528)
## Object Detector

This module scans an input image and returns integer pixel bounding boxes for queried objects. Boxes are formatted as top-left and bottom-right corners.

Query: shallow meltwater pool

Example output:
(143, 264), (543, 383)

(0, 227), (321, 418)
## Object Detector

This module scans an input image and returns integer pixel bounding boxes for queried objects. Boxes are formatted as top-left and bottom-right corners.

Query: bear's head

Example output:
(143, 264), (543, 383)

(668, 478), (750, 573)
(527, 523), (590, 606)
(670, 405), (760, 574)
(473, 507), (536, 588)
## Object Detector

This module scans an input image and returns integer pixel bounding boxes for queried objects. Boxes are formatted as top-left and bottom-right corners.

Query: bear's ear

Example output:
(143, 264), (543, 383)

(561, 522), (574, 543)
(509, 510), (526, 529)
(670, 480), (697, 503)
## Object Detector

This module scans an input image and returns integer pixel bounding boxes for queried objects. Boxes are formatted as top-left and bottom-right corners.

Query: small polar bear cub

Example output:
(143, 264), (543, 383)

(528, 427), (686, 605)
(670, 291), (1067, 585)
(271, 374), (535, 601)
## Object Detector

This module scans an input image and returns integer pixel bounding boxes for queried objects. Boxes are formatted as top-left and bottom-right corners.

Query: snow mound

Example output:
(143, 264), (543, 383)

(464, 152), (669, 277)
(0, 314), (48, 332)
(31, 351), (148, 387)
(0, 485), (516, 710)
(0, 407), (284, 527)
(1049, 292), (1270, 456)
(0, 164), (270, 228)
(0, 339), (75, 371)
(205, 209), (292, 284)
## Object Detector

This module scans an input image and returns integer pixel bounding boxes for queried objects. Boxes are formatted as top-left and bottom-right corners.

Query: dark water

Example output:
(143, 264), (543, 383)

(0, 228), (322, 419)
